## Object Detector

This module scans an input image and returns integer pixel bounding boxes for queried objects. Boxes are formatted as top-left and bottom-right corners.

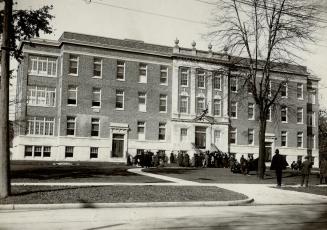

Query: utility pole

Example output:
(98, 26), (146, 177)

(0, 0), (13, 198)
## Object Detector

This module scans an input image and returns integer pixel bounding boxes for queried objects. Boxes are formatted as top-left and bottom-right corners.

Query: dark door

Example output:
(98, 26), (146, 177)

(112, 134), (124, 157)
(195, 126), (206, 149)
(265, 142), (272, 162)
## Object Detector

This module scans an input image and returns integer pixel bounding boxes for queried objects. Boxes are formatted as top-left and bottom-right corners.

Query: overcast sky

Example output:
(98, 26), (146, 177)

(12, 0), (327, 115)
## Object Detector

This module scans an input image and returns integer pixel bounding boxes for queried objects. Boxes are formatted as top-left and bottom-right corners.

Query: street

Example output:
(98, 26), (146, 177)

(1, 204), (326, 230)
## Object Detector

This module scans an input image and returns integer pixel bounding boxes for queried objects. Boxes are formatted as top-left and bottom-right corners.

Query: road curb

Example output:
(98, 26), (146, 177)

(0, 198), (254, 210)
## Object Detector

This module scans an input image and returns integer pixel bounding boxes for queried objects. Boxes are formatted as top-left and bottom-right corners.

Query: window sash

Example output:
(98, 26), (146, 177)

(27, 117), (55, 136)
(213, 99), (221, 116)
(159, 95), (167, 112)
(29, 56), (57, 77)
(160, 66), (168, 84)
(180, 96), (188, 113)
(28, 86), (56, 107)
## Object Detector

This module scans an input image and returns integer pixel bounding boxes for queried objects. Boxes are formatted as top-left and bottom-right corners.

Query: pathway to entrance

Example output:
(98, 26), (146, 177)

(128, 168), (327, 205)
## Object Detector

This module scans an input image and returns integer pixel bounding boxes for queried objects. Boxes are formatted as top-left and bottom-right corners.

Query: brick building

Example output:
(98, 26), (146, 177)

(13, 32), (320, 166)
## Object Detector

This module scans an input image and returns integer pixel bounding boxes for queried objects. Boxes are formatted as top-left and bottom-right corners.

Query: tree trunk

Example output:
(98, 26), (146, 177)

(0, 0), (13, 198)
(257, 116), (267, 179)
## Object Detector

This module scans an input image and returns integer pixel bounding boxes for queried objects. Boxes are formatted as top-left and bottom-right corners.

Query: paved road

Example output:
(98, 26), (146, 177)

(1, 204), (326, 230)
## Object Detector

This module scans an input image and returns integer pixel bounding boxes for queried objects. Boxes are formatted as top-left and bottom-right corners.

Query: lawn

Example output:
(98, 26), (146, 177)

(0, 185), (248, 204)
(10, 161), (167, 183)
(143, 167), (322, 185)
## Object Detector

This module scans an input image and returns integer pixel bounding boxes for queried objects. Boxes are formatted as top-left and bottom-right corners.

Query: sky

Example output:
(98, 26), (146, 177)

(11, 0), (327, 116)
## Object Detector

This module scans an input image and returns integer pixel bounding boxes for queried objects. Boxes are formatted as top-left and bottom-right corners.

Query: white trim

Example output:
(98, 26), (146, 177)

(297, 132), (303, 148)
(116, 60), (126, 81)
(115, 89), (125, 110)
(248, 129), (254, 145)
(230, 101), (238, 119)
(297, 107), (304, 124)
(138, 63), (147, 83)
(297, 83), (304, 100)
(180, 67), (189, 87)
(281, 106), (288, 123)
(138, 92), (147, 112)
(92, 57), (102, 78)
(92, 87), (101, 108)
(159, 94), (168, 113)
(248, 103), (255, 120)
(160, 65), (168, 86)
(24, 49), (60, 57)
(281, 83), (288, 98)
(281, 131), (287, 147)
(68, 54), (79, 76)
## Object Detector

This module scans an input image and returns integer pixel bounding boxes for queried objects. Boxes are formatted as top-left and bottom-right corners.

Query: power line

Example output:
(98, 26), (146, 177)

(86, 0), (208, 25)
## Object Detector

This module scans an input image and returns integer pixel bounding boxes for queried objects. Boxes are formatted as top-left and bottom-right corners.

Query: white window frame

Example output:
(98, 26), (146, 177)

(27, 86), (56, 107)
(281, 106), (288, 123)
(248, 103), (255, 120)
(213, 75), (222, 90)
(308, 112), (316, 127)
(214, 130), (221, 143)
(180, 128), (188, 142)
(69, 54), (79, 76)
(230, 127), (237, 144)
(297, 132), (303, 148)
(67, 86), (78, 106)
(230, 101), (238, 119)
(137, 121), (146, 140)
(180, 96), (188, 114)
(139, 63), (147, 83)
(281, 83), (288, 98)
(24, 145), (52, 158)
(297, 83), (304, 100)
(90, 147), (99, 159)
(116, 60), (125, 81)
(116, 89), (124, 110)
(160, 65), (168, 85)
(281, 131), (287, 147)
(197, 70), (205, 89)
(158, 122), (166, 141)
(29, 56), (57, 77)
(91, 118), (100, 137)
(297, 107), (303, 124)
(27, 117), (55, 136)
(159, 94), (167, 113)
(230, 77), (238, 92)
(248, 129), (254, 145)
(196, 97), (205, 114)
(93, 57), (102, 78)
(92, 88), (101, 108)
(66, 116), (76, 136)
(180, 68), (189, 87)
(65, 146), (74, 158)
(138, 92), (147, 112)
(213, 99), (222, 116)
(267, 107), (272, 122)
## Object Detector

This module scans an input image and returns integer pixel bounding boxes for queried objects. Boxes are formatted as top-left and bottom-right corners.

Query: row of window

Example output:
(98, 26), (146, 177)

(229, 128), (316, 148)
(24, 145), (100, 159)
(180, 68), (223, 90)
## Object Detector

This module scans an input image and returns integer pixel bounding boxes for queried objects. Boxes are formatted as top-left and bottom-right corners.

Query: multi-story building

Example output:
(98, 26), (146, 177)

(13, 32), (320, 166)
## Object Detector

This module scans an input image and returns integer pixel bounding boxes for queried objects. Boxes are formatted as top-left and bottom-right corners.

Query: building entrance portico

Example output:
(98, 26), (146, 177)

(109, 123), (129, 161)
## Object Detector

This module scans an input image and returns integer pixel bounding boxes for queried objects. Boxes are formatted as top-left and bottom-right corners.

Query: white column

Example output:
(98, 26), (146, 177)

(190, 67), (196, 115)
(207, 72), (213, 116)
(223, 73), (229, 118)
(172, 63), (179, 118)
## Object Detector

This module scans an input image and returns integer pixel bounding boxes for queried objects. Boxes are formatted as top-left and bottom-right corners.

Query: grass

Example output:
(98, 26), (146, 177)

(0, 185), (248, 204)
(10, 161), (167, 183)
(143, 167), (322, 185)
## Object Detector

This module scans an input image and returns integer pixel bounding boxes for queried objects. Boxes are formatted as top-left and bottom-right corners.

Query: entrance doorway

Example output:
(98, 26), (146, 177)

(112, 134), (124, 158)
(195, 126), (206, 149)
(265, 142), (272, 162)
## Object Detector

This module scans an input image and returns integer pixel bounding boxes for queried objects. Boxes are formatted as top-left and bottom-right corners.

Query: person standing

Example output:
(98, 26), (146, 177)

(320, 157), (327, 184)
(301, 156), (313, 187)
(270, 149), (288, 187)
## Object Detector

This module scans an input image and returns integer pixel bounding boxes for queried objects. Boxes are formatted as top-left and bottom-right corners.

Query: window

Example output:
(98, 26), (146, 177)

(138, 92), (146, 112)
(158, 123), (166, 140)
(297, 108), (303, 124)
(230, 127), (237, 144)
(29, 56), (57, 77)
(308, 135), (315, 149)
(196, 97), (205, 114)
(214, 130), (221, 143)
(180, 68), (189, 86)
(180, 96), (188, 113)
(197, 70), (205, 88)
(26, 117), (55, 136)
(117, 60), (125, 80)
(248, 82), (252, 94)
(308, 112), (316, 127)
(24, 146), (51, 157)
(281, 106), (288, 123)
(159, 94), (167, 112)
(297, 83), (303, 99)
(24, 146), (33, 157)
(69, 54), (78, 75)
(230, 101), (237, 118)
(116, 89), (124, 110)
(180, 128), (188, 142)
(267, 80), (272, 97)
(92, 88), (101, 107)
(248, 129), (254, 145)
(248, 103), (255, 120)
(297, 132), (303, 148)
(281, 131), (287, 147)
(43, 146), (51, 157)
(281, 83), (288, 98)
(213, 75), (221, 90)
(160, 66), (168, 85)
(93, 57), (102, 77)
(90, 147), (98, 159)
(230, 77), (237, 92)
(67, 86), (77, 105)
(213, 99), (221, 116)
(65, 146), (74, 158)
(139, 63), (147, 83)
(267, 107), (272, 122)
(66, 116), (76, 136)
(91, 118), (100, 137)
(308, 89), (316, 104)
(27, 86), (56, 107)
(137, 121), (145, 140)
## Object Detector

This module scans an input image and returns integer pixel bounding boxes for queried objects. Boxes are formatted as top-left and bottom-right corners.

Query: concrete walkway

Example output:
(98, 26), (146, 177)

(129, 168), (327, 205)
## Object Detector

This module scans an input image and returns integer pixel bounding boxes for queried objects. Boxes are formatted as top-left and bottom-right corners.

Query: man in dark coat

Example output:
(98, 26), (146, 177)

(270, 149), (288, 187)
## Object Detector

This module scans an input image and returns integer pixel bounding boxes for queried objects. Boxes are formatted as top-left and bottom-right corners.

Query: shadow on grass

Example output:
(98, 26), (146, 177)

(143, 167), (200, 175)
(10, 186), (88, 196)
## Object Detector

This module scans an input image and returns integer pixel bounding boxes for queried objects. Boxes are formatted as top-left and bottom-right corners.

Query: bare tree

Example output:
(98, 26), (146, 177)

(208, 0), (324, 178)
